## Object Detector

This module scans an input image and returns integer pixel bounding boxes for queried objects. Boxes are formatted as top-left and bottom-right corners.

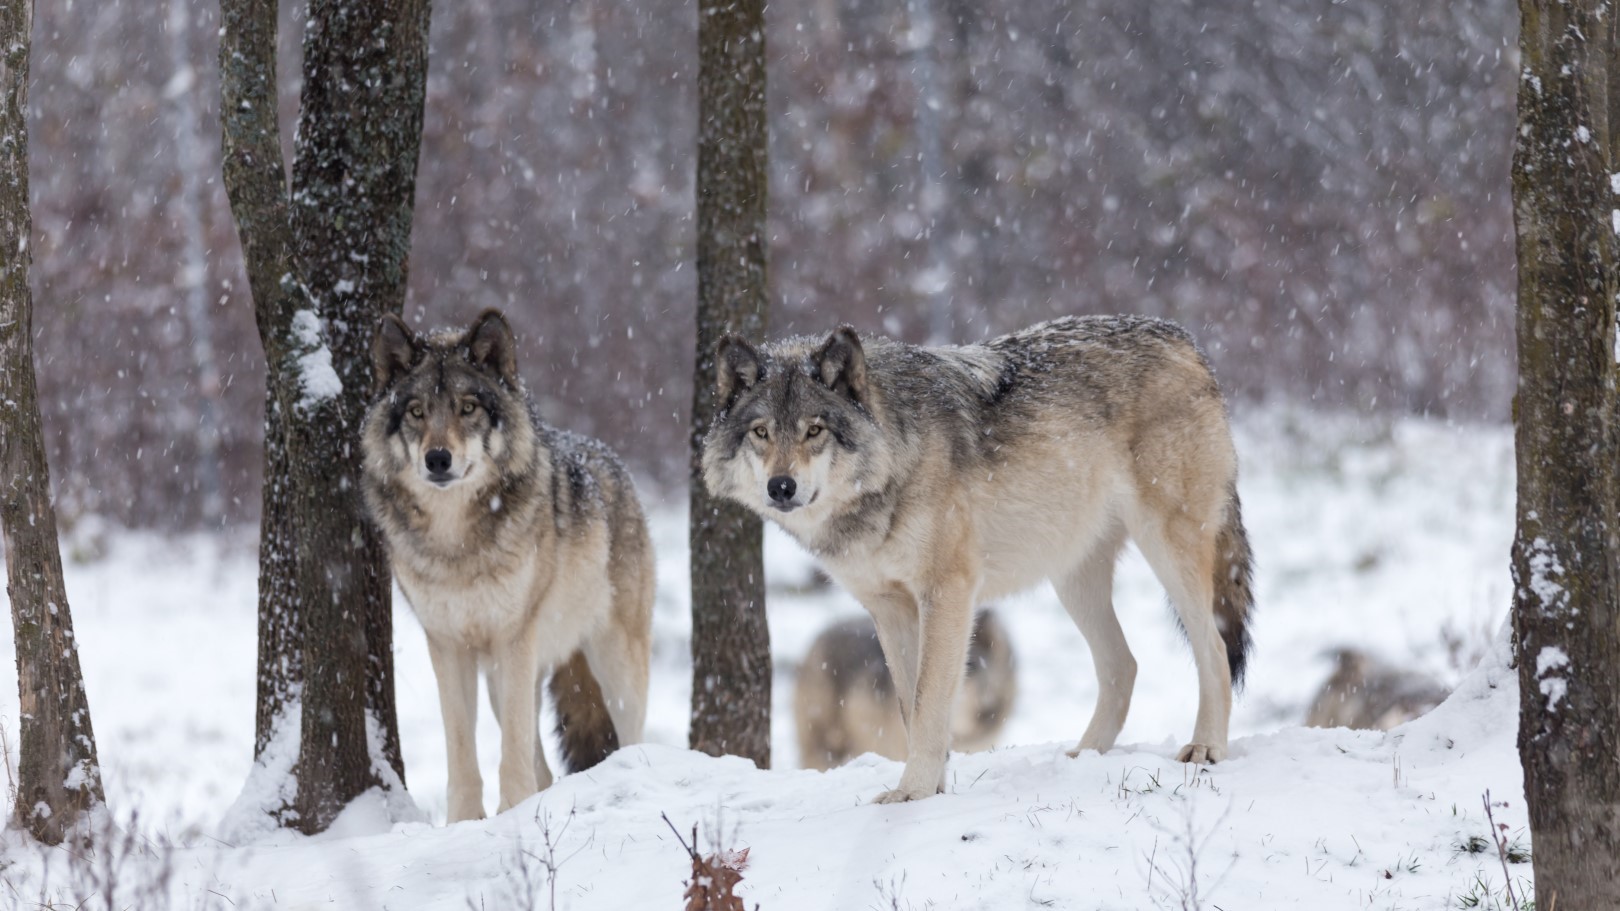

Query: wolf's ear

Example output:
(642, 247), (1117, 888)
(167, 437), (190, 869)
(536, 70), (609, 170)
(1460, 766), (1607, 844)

(812, 325), (868, 406)
(714, 334), (761, 410)
(467, 308), (519, 385)
(371, 313), (419, 396)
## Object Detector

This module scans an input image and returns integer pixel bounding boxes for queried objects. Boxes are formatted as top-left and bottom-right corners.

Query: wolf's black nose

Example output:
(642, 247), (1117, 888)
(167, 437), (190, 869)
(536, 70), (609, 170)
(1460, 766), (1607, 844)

(425, 448), (453, 474)
(767, 475), (796, 503)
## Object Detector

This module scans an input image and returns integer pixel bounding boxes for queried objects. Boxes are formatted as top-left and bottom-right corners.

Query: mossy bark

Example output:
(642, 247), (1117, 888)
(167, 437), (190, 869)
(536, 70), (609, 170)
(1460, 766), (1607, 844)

(1511, 1), (1620, 905)
(688, 0), (772, 768)
(0, 0), (107, 845)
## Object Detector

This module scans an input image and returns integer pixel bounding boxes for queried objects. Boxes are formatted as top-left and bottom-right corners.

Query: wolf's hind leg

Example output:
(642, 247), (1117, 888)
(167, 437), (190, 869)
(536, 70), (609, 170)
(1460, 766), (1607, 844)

(1056, 533), (1134, 758)
(581, 620), (650, 746)
(1133, 515), (1232, 764)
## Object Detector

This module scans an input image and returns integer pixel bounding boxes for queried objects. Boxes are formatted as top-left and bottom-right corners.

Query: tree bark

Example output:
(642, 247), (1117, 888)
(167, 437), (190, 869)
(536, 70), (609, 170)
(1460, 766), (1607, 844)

(0, 0), (107, 845)
(1511, 1), (1620, 906)
(220, 0), (427, 833)
(688, 0), (772, 767)
(286, 0), (427, 815)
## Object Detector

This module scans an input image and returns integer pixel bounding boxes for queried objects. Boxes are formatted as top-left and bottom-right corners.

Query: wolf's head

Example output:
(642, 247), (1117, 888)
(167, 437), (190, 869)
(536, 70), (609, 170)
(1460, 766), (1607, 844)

(362, 308), (535, 494)
(701, 327), (891, 528)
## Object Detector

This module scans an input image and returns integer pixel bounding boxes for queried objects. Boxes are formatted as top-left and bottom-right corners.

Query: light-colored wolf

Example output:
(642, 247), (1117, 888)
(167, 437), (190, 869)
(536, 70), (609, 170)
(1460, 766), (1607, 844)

(361, 309), (654, 823)
(702, 316), (1254, 803)
(795, 609), (1016, 771)
(1304, 648), (1449, 731)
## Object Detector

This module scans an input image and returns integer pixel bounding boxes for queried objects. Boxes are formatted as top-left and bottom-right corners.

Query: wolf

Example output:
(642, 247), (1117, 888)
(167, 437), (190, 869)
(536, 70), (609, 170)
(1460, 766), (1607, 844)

(361, 309), (655, 823)
(1304, 648), (1449, 731)
(795, 608), (1016, 771)
(702, 316), (1254, 803)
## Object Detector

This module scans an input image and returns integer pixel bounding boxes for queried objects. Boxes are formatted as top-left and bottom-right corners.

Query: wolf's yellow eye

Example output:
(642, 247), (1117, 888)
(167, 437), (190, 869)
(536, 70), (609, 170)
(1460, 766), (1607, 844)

(409, 404), (423, 419)
(806, 425), (822, 438)
(752, 426), (768, 439)
(462, 401), (477, 415)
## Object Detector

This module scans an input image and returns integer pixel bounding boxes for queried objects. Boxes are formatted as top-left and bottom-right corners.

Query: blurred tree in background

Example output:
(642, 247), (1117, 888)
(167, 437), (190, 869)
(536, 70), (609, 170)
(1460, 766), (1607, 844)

(24, 0), (1516, 529)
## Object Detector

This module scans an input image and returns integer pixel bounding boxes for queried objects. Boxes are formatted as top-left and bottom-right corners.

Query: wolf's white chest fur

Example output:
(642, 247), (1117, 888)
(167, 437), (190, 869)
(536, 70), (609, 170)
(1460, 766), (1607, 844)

(399, 556), (546, 650)
(391, 484), (556, 651)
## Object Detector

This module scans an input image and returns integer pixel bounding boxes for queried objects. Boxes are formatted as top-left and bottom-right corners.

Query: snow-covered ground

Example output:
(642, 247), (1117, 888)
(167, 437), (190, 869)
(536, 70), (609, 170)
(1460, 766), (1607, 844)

(0, 410), (1530, 909)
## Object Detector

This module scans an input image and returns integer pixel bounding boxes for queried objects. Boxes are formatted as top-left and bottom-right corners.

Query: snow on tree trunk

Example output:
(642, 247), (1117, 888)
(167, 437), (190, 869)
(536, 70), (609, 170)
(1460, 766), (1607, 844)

(0, 0), (107, 845)
(285, 0), (426, 811)
(1511, 0), (1620, 905)
(219, 0), (427, 834)
(688, 0), (772, 768)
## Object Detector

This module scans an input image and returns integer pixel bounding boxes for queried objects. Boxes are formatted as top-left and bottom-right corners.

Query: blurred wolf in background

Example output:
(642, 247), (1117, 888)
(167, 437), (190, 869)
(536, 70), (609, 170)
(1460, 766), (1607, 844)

(361, 309), (654, 823)
(1305, 648), (1450, 731)
(702, 316), (1254, 803)
(796, 609), (1016, 771)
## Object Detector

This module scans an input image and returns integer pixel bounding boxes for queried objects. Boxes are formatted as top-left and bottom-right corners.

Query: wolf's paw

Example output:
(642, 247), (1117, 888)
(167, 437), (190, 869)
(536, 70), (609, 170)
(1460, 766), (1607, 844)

(1066, 735), (1114, 759)
(1175, 742), (1227, 764)
(872, 786), (934, 805)
(446, 803), (486, 824)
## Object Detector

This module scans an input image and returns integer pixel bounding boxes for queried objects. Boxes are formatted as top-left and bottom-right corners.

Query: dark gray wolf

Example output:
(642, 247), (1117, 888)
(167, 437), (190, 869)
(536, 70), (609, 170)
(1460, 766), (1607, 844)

(795, 609), (1016, 771)
(702, 316), (1254, 802)
(361, 309), (654, 823)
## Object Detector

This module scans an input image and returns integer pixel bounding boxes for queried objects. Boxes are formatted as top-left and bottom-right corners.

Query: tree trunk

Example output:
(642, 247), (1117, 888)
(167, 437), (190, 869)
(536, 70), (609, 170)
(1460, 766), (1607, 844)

(0, 0), (107, 845)
(220, 0), (427, 833)
(688, 0), (772, 767)
(1511, 1), (1620, 906)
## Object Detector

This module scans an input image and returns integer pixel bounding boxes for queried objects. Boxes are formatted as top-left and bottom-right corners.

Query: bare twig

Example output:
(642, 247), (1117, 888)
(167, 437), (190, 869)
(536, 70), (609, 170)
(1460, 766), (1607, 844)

(661, 812), (701, 862)
(1482, 790), (1520, 911)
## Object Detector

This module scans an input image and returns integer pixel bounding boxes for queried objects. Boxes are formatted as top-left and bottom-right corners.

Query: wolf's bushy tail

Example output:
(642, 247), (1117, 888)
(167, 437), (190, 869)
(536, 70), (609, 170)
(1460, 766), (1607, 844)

(1213, 481), (1256, 690)
(549, 649), (620, 773)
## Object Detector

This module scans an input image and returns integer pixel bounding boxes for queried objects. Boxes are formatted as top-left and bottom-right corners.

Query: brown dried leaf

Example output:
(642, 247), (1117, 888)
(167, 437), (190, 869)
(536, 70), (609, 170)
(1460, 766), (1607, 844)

(682, 848), (750, 911)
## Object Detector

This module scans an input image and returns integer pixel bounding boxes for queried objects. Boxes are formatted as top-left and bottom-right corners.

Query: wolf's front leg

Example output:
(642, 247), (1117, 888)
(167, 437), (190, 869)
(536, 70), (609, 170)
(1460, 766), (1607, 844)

(425, 634), (485, 823)
(865, 590), (921, 730)
(492, 636), (547, 813)
(874, 577), (977, 804)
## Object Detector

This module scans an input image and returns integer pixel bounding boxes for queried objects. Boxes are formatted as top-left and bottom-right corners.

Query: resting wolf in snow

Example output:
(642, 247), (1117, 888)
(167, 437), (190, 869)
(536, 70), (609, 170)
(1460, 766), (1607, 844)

(1305, 648), (1449, 731)
(795, 609), (1016, 771)
(361, 309), (654, 822)
(702, 316), (1255, 803)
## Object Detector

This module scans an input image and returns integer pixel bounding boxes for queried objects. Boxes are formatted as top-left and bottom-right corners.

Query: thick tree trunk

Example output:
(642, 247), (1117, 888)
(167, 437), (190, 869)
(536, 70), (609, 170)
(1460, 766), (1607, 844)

(1511, 1), (1620, 906)
(286, 0), (427, 811)
(688, 0), (772, 767)
(0, 0), (106, 845)
(220, 0), (427, 833)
